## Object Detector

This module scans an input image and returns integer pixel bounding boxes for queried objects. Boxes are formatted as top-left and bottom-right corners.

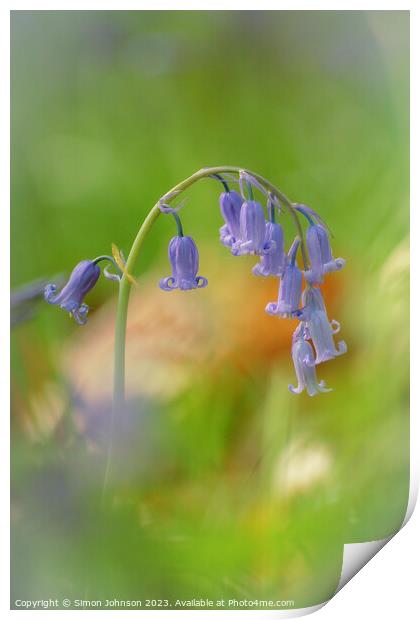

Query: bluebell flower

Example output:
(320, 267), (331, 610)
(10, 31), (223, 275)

(232, 200), (271, 256)
(219, 190), (243, 248)
(253, 221), (286, 277)
(159, 235), (208, 291)
(44, 260), (100, 325)
(298, 287), (346, 363)
(304, 224), (345, 284)
(265, 238), (302, 317)
(289, 324), (332, 396)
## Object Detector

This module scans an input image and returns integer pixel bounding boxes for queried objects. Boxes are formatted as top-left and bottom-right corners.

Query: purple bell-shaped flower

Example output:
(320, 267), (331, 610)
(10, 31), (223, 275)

(304, 224), (345, 284)
(299, 287), (346, 364)
(232, 200), (270, 256)
(265, 238), (303, 317)
(44, 260), (101, 325)
(289, 324), (332, 396)
(159, 235), (208, 291)
(253, 221), (286, 277)
(219, 190), (243, 248)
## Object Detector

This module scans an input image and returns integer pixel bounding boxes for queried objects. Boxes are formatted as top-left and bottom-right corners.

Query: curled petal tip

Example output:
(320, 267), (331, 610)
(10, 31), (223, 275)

(265, 302), (278, 316)
(196, 276), (208, 288)
(307, 381), (333, 396)
(318, 382), (333, 393)
(72, 304), (89, 326)
(159, 276), (176, 292)
(323, 257), (346, 275)
(44, 284), (57, 303)
(219, 226), (235, 248)
(337, 340), (347, 355)
(330, 319), (341, 334)
(288, 383), (304, 395)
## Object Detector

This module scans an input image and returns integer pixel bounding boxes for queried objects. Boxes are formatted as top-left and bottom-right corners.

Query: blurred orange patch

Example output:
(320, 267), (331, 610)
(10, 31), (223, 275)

(62, 251), (344, 404)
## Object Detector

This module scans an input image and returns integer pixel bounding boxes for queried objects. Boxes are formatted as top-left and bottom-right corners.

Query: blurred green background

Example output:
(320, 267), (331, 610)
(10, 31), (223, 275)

(11, 10), (409, 610)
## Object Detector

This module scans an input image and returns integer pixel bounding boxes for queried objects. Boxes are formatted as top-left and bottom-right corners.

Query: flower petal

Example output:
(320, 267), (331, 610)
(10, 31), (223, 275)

(159, 276), (177, 291)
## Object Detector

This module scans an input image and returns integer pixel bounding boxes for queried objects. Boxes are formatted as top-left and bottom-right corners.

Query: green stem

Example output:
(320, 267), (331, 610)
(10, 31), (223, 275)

(172, 212), (184, 237)
(112, 166), (309, 415)
(113, 206), (161, 410)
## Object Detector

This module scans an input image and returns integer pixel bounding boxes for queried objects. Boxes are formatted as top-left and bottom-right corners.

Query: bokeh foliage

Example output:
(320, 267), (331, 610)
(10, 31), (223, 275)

(11, 11), (409, 609)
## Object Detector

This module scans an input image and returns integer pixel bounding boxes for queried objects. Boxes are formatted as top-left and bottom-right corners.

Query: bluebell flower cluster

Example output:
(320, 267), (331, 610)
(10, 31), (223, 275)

(45, 169), (345, 396)
(158, 173), (346, 395)
(158, 172), (346, 396)
(262, 204), (346, 396)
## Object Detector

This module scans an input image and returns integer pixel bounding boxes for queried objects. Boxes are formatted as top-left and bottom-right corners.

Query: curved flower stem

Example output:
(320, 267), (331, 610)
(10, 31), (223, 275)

(113, 206), (161, 409)
(112, 166), (309, 415)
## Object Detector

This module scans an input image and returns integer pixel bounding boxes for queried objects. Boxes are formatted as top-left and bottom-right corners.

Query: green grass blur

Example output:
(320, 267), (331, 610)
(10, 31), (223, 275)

(11, 11), (409, 610)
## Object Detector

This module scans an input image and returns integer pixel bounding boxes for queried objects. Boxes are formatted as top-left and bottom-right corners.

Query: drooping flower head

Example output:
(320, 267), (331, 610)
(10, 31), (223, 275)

(303, 223), (345, 284)
(219, 190), (243, 248)
(43, 168), (347, 397)
(253, 220), (286, 277)
(159, 235), (208, 291)
(44, 260), (101, 325)
(265, 238), (302, 317)
(232, 200), (270, 256)
(289, 324), (332, 396)
(298, 287), (346, 364)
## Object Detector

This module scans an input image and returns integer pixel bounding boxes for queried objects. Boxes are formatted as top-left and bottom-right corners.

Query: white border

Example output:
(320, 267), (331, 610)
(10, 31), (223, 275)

(4, 3), (417, 618)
